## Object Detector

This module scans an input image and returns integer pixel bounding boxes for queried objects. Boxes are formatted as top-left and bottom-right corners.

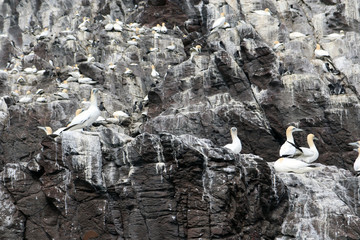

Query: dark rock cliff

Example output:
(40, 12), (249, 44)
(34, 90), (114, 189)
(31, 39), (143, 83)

(0, 0), (360, 239)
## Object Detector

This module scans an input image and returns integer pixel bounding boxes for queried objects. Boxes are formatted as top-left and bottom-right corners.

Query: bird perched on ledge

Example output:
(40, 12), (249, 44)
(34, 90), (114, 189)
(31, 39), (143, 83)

(224, 127), (242, 154)
(63, 88), (101, 131)
(279, 126), (303, 157)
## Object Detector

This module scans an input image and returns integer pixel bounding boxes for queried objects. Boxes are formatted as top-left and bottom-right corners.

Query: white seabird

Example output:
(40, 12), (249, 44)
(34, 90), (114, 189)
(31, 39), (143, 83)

(224, 127), (242, 154)
(151, 65), (159, 78)
(289, 32), (306, 40)
(160, 23), (167, 33)
(211, 12), (225, 31)
(349, 141), (360, 148)
(166, 42), (176, 51)
(315, 44), (330, 59)
(279, 126), (303, 157)
(113, 19), (123, 32)
(253, 8), (271, 16)
(104, 22), (114, 31)
(63, 88), (101, 131)
(190, 45), (201, 61)
(124, 68), (133, 76)
(353, 147), (360, 172)
(274, 157), (320, 173)
(295, 134), (319, 163)
(37, 126), (53, 135)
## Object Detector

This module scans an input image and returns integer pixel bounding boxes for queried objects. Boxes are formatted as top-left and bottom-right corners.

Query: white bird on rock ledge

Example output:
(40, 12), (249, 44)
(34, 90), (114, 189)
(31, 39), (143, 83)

(63, 88), (101, 131)
(353, 147), (360, 172)
(224, 127), (242, 154)
(279, 126), (303, 157)
(151, 65), (159, 78)
(295, 134), (319, 163)
(211, 12), (225, 31)
(274, 157), (320, 173)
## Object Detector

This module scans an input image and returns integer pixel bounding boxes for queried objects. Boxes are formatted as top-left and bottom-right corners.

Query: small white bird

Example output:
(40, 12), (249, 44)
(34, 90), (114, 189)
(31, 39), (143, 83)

(289, 32), (306, 40)
(78, 17), (90, 31)
(211, 12), (225, 31)
(127, 39), (138, 45)
(253, 8), (271, 16)
(166, 42), (176, 51)
(149, 47), (159, 52)
(19, 90), (32, 103)
(16, 76), (26, 85)
(274, 157), (320, 173)
(152, 31), (160, 39)
(37, 28), (50, 39)
(152, 24), (161, 32)
(37, 126), (53, 135)
(324, 30), (344, 41)
(87, 54), (95, 62)
(108, 62), (116, 70)
(36, 97), (47, 103)
(63, 88), (101, 131)
(295, 134), (319, 163)
(224, 127), (242, 154)
(279, 126), (303, 157)
(151, 65), (159, 78)
(315, 44), (330, 59)
(24, 66), (37, 74)
(222, 22), (231, 29)
(124, 68), (133, 76)
(160, 22), (167, 33)
(113, 19), (123, 32)
(54, 89), (69, 100)
(190, 45), (201, 61)
(104, 22), (114, 31)
(353, 147), (360, 172)
(78, 75), (97, 84)
(273, 41), (284, 52)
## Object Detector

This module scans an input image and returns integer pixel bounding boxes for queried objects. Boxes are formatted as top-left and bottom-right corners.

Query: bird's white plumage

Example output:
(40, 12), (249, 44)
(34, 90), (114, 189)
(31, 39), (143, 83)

(274, 158), (319, 173)
(64, 88), (101, 131)
(224, 127), (242, 154)
(279, 126), (303, 157)
(354, 148), (360, 172)
(295, 134), (319, 163)
(211, 13), (225, 30)
(315, 44), (329, 58)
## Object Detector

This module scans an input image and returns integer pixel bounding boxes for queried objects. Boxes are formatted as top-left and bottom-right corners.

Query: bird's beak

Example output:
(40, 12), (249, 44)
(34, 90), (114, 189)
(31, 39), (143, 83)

(349, 142), (360, 147)
(313, 137), (319, 141)
(293, 128), (303, 132)
(353, 148), (359, 152)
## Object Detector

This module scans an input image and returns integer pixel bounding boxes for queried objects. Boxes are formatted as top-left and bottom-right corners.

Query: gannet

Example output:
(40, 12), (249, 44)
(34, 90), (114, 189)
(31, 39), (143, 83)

(78, 75), (97, 84)
(211, 12), (225, 30)
(130, 35), (140, 40)
(105, 22), (114, 31)
(36, 97), (47, 103)
(37, 28), (50, 39)
(66, 34), (76, 41)
(63, 88), (101, 131)
(35, 89), (44, 95)
(289, 32), (306, 40)
(16, 76), (26, 85)
(324, 30), (344, 41)
(124, 68), (133, 76)
(279, 126), (303, 157)
(189, 45), (201, 61)
(149, 47), (159, 52)
(353, 147), (360, 172)
(87, 54), (95, 62)
(152, 31), (160, 39)
(54, 89), (69, 100)
(24, 66), (37, 74)
(160, 23), (167, 33)
(295, 134), (319, 163)
(152, 24), (161, 32)
(58, 80), (69, 89)
(222, 22), (231, 29)
(166, 42), (176, 51)
(224, 127), (242, 154)
(108, 62), (116, 70)
(127, 39), (138, 45)
(114, 19), (123, 32)
(151, 65), (159, 78)
(19, 91), (32, 103)
(78, 17), (90, 31)
(273, 41), (284, 52)
(315, 44), (330, 59)
(253, 8), (271, 16)
(274, 158), (319, 173)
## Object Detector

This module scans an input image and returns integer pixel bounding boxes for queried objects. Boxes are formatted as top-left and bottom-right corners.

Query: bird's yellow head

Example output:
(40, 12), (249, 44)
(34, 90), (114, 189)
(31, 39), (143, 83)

(162, 22), (165, 26)
(316, 44), (321, 50)
(274, 40), (280, 45)
(220, 12), (225, 17)
(62, 89), (68, 93)
(264, 8), (270, 12)
(151, 65), (155, 69)
(26, 90), (31, 95)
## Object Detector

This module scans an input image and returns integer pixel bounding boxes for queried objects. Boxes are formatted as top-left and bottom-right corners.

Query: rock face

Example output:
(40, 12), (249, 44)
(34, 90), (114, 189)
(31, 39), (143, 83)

(0, 0), (360, 239)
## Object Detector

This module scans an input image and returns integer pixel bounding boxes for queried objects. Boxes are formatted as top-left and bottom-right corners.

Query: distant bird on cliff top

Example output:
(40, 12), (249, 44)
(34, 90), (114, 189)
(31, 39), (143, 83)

(353, 147), (360, 172)
(127, 38), (138, 45)
(104, 21), (114, 31)
(324, 30), (344, 41)
(63, 88), (101, 131)
(124, 68), (133, 76)
(289, 32), (306, 40)
(166, 42), (176, 51)
(108, 62), (116, 70)
(279, 126), (303, 157)
(160, 23), (167, 33)
(152, 24), (161, 33)
(114, 19), (123, 32)
(224, 127), (242, 154)
(151, 65), (159, 78)
(211, 12), (225, 31)
(295, 134), (319, 163)
(273, 41), (284, 52)
(152, 30), (160, 39)
(190, 45), (201, 61)
(78, 17), (90, 31)
(253, 8), (271, 16)
(274, 157), (320, 173)
(37, 126), (53, 135)
(315, 44), (330, 59)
